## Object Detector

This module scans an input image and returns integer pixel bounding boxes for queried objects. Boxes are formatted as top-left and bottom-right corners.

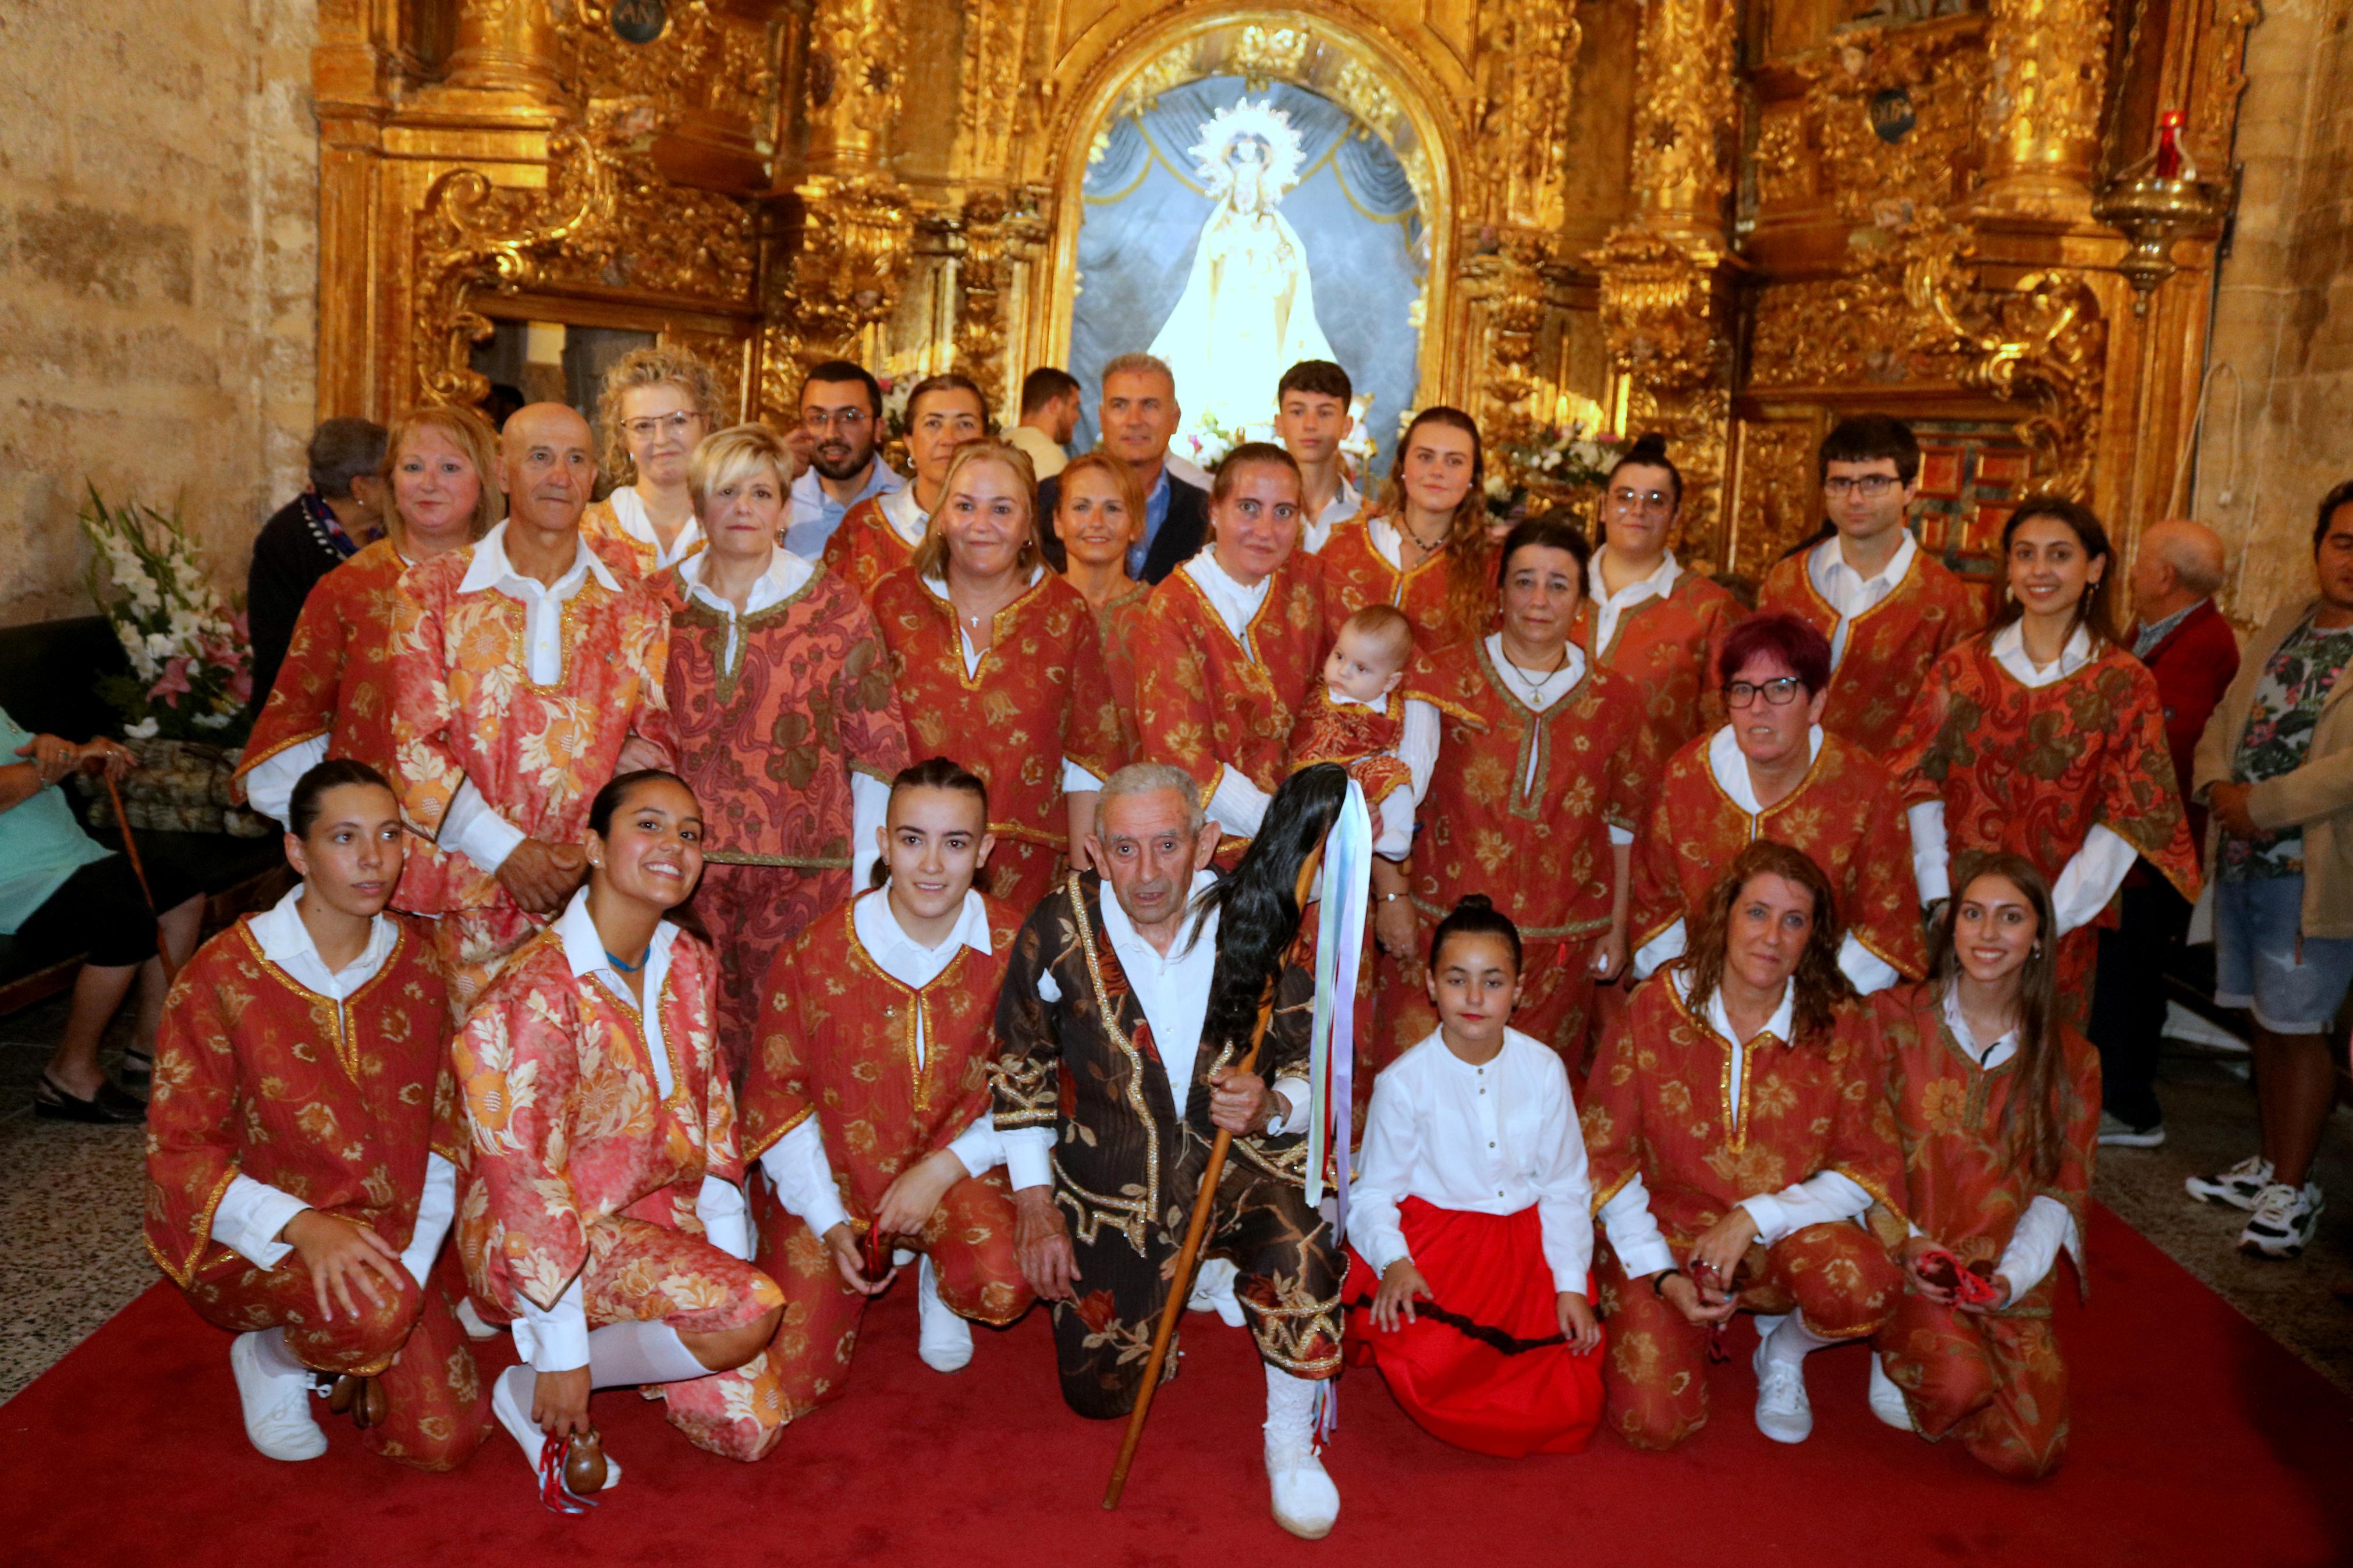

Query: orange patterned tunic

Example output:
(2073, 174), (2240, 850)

(1759, 544), (1985, 754)
(389, 541), (676, 918)
(739, 894), (1023, 1217)
(1318, 517), (1490, 650)
(868, 565), (1128, 911)
(450, 924), (744, 1314)
(1575, 568), (1746, 785)
(821, 495), (918, 598)
(1581, 978), (1905, 1249)
(1629, 728), (1928, 982)
(1091, 579), (1155, 759)
(580, 490), (704, 581)
(1133, 557), (1329, 815)
(146, 914), (453, 1289)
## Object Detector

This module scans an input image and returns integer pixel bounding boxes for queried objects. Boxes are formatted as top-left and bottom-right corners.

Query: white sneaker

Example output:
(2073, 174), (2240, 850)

(453, 1297), (503, 1342)
(2097, 1111), (2166, 1149)
(1867, 1352), (1915, 1432)
(1751, 1321), (1814, 1445)
(2186, 1153), (2274, 1210)
(915, 1254), (974, 1373)
(2239, 1181), (2326, 1260)
(491, 1364), (621, 1491)
(1264, 1431), (1340, 1538)
(1188, 1257), (1247, 1327)
(229, 1331), (327, 1461)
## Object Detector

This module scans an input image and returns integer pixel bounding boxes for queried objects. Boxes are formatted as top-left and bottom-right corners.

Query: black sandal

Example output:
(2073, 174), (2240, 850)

(33, 1073), (147, 1125)
(119, 1049), (154, 1081)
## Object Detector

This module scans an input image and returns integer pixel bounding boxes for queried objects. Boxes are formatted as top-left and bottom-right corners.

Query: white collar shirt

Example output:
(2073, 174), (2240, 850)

(1989, 620), (2096, 689)
(555, 887), (684, 1097)
(1808, 529), (1918, 670)
(1182, 550), (1275, 656)
(457, 521), (619, 686)
(1301, 477), (1361, 555)
(604, 485), (704, 570)
(250, 884), (398, 1001)
(1587, 547), (1683, 655)
(681, 545), (815, 666)
(1689, 965), (1797, 1133)
(1099, 869), (1222, 1106)
(922, 565), (1048, 678)
(851, 886), (994, 1069)
(1941, 983), (2020, 1071)
(1706, 721), (1825, 817)
(879, 482), (931, 547)
(783, 461), (902, 560)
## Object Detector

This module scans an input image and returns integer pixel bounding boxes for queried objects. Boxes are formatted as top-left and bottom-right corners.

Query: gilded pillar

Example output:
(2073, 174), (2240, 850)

(1976, 0), (2112, 221)
(443, 0), (565, 101)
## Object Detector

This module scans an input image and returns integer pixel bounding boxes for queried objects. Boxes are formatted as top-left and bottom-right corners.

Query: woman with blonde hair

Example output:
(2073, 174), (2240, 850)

(582, 346), (723, 577)
(1318, 407), (1495, 651)
(868, 440), (1128, 909)
(658, 422), (910, 1078)
(236, 403), (502, 856)
(1051, 449), (1152, 750)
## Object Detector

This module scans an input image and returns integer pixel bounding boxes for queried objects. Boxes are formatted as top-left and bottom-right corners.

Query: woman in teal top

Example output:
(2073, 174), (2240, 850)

(1, 706), (204, 1122)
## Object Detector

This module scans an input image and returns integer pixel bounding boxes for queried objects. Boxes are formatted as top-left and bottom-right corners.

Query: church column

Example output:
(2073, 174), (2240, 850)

(443, 0), (565, 102)
(1588, 0), (1739, 560)
(1976, 0), (2113, 222)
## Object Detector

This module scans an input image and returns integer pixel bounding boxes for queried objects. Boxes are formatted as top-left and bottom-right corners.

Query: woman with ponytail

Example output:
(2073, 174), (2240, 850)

(1866, 854), (2099, 1480)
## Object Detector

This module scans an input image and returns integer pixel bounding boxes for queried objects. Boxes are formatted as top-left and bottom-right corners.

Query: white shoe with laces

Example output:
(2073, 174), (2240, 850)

(1751, 1320), (1814, 1445)
(1264, 1368), (1339, 1538)
(1868, 1352), (1915, 1432)
(229, 1331), (327, 1462)
(2185, 1153), (2274, 1211)
(2238, 1181), (2325, 1260)
(916, 1254), (974, 1373)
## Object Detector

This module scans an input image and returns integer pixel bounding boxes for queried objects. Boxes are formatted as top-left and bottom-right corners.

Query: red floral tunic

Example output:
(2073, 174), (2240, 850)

(1581, 979), (1905, 1249)
(867, 566), (1128, 909)
(450, 926), (742, 1314)
(739, 895), (1023, 1218)
(389, 546), (676, 917)
(145, 915), (453, 1288)
(1286, 685), (1415, 810)
(1629, 729), (1928, 982)
(580, 493), (704, 581)
(821, 496), (917, 598)
(1759, 546), (1985, 754)
(1132, 559), (1328, 812)
(1574, 569), (1746, 785)
(1318, 517), (1489, 650)
(1091, 579), (1154, 759)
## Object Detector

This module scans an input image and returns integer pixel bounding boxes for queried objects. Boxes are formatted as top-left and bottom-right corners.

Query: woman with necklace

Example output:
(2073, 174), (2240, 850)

(455, 769), (790, 1489)
(1889, 496), (2200, 1024)
(1319, 407), (1497, 651)
(868, 440), (1128, 909)
(580, 347), (718, 578)
(1050, 451), (1153, 755)
(1868, 854), (2098, 1479)
(657, 424), (910, 1080)
(1373, 519), (1651, 1090)
(1626, 612), (1928, 997)
(1575, 434), (1746, 783)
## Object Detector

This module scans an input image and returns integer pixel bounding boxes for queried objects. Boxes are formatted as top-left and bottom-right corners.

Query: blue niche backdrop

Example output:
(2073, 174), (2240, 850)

(1069, 76), (1425, 471)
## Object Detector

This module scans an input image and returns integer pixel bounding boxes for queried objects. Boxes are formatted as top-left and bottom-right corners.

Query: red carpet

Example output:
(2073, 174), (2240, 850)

(4, 1206), (2347, 1567)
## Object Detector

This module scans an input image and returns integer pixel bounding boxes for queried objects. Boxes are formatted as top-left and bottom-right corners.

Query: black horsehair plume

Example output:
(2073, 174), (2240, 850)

(1187, 763), (1350, 1062)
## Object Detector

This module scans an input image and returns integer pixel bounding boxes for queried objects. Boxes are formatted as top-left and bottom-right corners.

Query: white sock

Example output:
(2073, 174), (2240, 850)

(1761, 1311), (1838, 1370)
(251, 1326), (308, 1381)
(587, 1320), (712, 1388)
(1263, 1363), (1317, 1445)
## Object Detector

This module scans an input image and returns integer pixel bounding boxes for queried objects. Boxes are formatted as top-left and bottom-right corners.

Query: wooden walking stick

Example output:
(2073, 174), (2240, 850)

(103, 771), (181, 986)
(1102, 991), (1277, 1511)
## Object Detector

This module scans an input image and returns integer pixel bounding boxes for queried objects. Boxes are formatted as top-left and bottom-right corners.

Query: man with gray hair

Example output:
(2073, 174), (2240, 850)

(247, 417), (388, 705)
(992, 760), (1342, 1537)
(2088, 518), (2240, 1148)
(1038, 353), (1209, 582)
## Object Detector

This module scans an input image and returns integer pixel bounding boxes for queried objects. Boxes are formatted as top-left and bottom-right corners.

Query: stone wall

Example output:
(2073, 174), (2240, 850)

(0, 0), (318, 628)
(2196, 0), (2353, 626)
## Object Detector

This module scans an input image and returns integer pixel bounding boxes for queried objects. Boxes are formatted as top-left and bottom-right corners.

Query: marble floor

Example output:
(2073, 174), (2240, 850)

(1, 995), (2350, 1405)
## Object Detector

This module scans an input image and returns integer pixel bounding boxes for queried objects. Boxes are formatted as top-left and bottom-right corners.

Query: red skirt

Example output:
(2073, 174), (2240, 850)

(1343, 1196), (1605, 1458)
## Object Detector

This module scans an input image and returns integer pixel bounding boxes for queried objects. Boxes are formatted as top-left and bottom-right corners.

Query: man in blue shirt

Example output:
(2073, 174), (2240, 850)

(782, 359), (904, 560)
(1038, 353), (1209, 584)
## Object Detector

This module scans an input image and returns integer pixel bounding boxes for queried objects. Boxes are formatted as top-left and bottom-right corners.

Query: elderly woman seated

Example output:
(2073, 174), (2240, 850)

(1, 705), (204, 1122)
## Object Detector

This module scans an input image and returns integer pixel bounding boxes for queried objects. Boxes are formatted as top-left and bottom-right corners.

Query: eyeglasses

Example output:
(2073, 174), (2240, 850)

(1822, 475), (1902, 499)
(620, 411), (706, 441)
(1610, 486), (1674, 514)
(804, 408), (871, 432)
(1723, 676), (1807, 708)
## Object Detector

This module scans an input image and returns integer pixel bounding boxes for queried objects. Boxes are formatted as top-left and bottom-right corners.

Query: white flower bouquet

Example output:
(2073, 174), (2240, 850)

(80, 485), (255, 745)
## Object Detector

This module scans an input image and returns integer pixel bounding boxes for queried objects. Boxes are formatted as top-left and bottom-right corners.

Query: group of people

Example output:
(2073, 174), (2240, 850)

(7, 336), (2347, 1534)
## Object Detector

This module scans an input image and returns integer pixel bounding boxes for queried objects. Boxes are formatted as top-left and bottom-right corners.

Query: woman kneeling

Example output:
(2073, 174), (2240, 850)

(453, 770), (787, 1494)
(1867, 854), (2097, 1480)
(1345, 895), (1605, 1457)
(1582, 840), (1906, 1450)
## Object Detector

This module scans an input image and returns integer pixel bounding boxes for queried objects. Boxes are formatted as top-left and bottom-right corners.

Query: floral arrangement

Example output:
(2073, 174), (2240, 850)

(877, 372), (914, 442)
(1180, 413), (1268, 472)
(80, 485), (254, 743)
(1485, 416), (1620, 521)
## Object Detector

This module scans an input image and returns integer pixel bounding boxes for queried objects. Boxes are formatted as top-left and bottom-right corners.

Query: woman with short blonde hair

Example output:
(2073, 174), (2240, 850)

(869, 440), (1128, 909)
(583, 346), (723, 577)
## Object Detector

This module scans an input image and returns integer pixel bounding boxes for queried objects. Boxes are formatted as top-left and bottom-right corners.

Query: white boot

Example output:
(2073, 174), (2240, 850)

(492, 1363), (625, 1491)
(229, 1329), (327, 1461)
(1188, 1258), (1247, 1327)
(916, 1254), (974, 1373)
(1750, 1313), (1821, 1445)
(1263, 1365), (1339, 1539)
(1868, 1352), (1915, 1432)
(453, 1297), (502, 1342)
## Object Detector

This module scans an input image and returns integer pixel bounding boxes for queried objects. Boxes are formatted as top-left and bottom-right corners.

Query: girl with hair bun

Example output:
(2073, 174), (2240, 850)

(1345, 894), (1606, 1458)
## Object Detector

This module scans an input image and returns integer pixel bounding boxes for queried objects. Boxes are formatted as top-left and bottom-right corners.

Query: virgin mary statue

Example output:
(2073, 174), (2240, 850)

(1148, 99), (1335, 443)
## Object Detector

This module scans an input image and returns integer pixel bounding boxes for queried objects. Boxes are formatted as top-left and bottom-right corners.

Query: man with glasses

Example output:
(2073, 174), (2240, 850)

(1628, 612), (1927, 994)
(782, 359), (904, 561)
(1759, 415), (1982, 753)
(825, 372), (990, 593)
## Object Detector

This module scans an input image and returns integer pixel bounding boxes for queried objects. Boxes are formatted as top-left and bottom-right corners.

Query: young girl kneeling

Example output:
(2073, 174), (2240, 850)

(1343, 895), (1605, 1457)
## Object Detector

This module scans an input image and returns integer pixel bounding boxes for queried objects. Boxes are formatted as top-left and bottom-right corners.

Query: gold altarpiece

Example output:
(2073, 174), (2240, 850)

(313, 0), (2253, 577)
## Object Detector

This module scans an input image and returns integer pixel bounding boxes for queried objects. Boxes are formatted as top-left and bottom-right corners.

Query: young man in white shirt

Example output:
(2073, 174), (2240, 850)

(1275, 359), (1361, 553)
